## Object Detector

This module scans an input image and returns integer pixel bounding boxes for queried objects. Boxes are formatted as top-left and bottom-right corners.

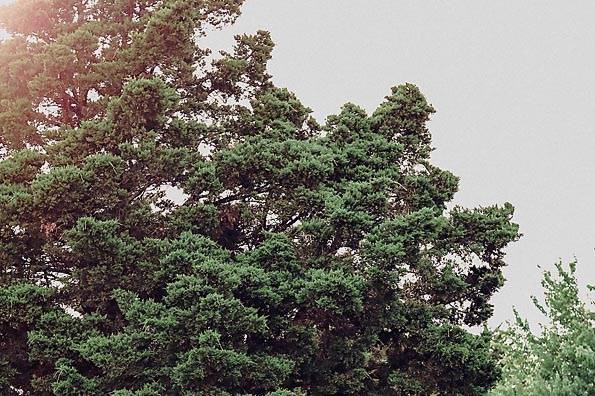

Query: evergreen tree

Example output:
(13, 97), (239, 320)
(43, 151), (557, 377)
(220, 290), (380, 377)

(489, 260), (594, 396)
(0, 0), (520, 394)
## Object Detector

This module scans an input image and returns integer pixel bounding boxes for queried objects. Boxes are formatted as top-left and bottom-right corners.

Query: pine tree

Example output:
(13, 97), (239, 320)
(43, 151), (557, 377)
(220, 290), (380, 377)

(0, 1), (520, 394)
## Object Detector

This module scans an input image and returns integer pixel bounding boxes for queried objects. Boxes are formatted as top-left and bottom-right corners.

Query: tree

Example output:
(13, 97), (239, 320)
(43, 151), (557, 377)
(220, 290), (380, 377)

(0, 0), (520, 394)
(489, 260), (595, 396)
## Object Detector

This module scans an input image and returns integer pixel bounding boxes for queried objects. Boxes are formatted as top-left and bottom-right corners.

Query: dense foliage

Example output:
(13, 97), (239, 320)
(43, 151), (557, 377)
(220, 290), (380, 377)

(0, 0), (519, 394)
(489, 261), (594, 395)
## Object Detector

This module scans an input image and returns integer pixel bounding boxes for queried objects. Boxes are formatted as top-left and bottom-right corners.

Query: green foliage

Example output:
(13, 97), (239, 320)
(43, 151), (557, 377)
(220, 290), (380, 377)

(490, 260), (595, 395)
(0, 0), (519, 394)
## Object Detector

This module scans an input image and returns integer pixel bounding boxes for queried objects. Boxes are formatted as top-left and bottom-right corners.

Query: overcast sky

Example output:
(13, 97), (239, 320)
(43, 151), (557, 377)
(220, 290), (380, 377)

(208, 0), (595, 327)
(2, 0), (594, 327)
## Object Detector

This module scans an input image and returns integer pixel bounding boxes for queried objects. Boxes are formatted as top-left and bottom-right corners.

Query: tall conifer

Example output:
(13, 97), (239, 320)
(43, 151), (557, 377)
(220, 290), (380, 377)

(0, 1), (519, 394)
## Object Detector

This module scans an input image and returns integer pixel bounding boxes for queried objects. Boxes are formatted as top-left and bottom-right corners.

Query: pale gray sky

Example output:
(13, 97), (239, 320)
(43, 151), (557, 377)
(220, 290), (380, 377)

(208, 0), (595, 327)
(2, 0), (594, 327)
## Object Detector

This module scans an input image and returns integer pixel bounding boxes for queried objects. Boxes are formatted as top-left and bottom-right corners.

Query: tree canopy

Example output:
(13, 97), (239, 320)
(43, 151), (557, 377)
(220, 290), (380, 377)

(0, 0), (520, 394)
(489, 261), (594, 396)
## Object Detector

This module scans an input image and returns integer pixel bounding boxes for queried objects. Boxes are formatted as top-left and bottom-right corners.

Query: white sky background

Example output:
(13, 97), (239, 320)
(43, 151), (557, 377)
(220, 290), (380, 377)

(208, 0), (594, 328)
(1, 0), (594, 327)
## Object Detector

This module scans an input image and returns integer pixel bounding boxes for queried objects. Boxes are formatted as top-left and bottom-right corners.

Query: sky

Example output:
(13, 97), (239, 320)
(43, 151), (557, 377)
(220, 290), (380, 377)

(1, 0), (594, 327)
(203, 0), (595, 327)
